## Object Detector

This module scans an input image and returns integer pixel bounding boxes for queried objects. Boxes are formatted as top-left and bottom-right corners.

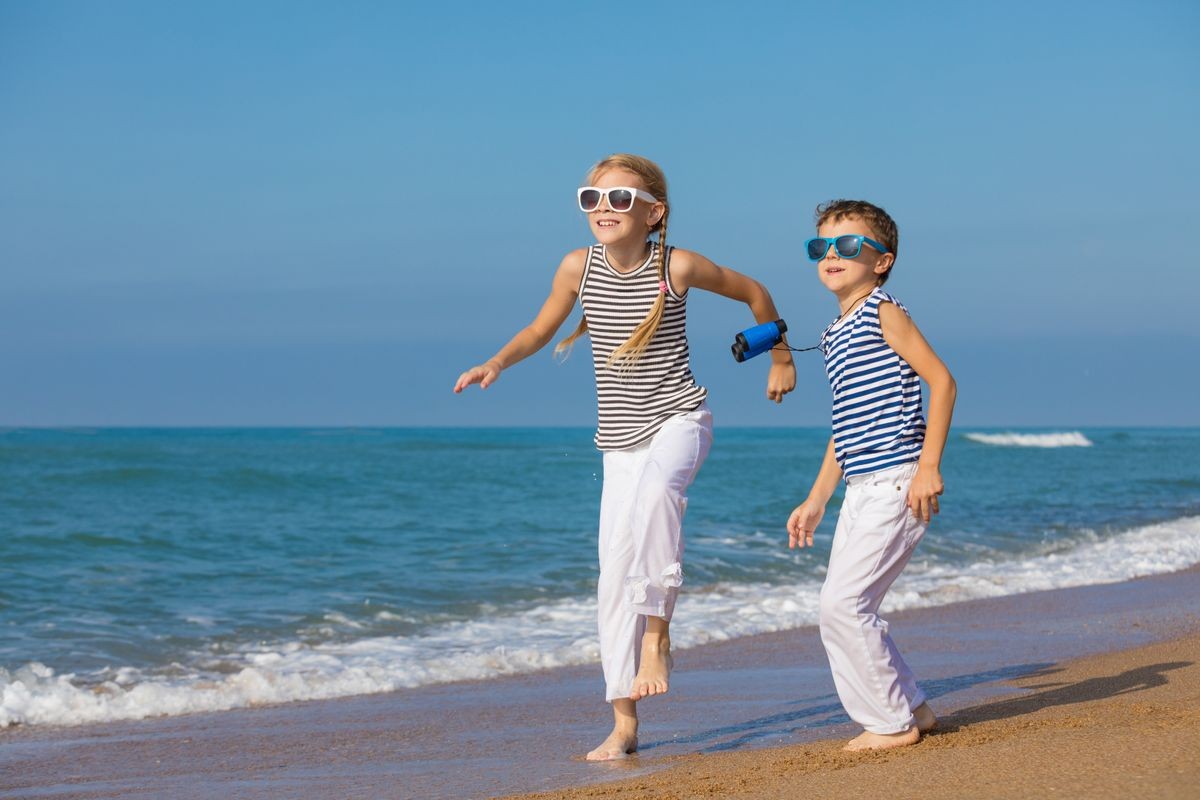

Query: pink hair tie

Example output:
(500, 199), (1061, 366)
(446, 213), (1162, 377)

(659, 280), (669, 294)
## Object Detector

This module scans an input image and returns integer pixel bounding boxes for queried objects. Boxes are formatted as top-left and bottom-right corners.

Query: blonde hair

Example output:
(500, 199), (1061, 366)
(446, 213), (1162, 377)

(555, 154), (670, 370)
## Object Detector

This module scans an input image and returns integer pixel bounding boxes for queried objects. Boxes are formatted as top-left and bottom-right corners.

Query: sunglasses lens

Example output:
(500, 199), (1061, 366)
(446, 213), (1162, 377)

(608, 189), (634, 211)
(806, 239), (829, 261)
(834, 236), (862, 258)
(578, 189), (601, 211)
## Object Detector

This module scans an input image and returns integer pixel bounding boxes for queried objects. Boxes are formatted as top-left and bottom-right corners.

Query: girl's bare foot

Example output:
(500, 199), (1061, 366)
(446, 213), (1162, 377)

(630, 635), (672, 701)
(913, 701), (938, 733)
(585, 729), (638, 761)
(843, 727), (920, 751)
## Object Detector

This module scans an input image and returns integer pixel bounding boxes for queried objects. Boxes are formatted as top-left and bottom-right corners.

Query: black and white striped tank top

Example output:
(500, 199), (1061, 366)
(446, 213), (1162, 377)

(578, 242), (708, 450)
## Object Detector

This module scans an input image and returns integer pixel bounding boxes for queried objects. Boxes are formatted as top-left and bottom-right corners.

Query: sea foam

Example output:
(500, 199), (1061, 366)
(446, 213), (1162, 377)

(964, 431), (1093, 448)
(3, 514), (1199, 729)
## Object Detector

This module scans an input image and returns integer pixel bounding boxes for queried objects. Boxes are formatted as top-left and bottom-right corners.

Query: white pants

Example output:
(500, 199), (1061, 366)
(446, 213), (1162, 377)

(597, 404), (713, 702)
(819, 461), (928, 734)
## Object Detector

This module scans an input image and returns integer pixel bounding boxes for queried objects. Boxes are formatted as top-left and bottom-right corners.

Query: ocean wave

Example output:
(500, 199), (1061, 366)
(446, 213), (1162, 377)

(4, 514), (1199, 729)
(964, 431), (1093, 448)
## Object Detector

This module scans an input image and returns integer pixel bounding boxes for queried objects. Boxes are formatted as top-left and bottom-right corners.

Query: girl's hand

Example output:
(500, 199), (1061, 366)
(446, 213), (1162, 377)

(453, 361), (502, 393)
(787, 499), (825, 549)
(767, 361), (797, 404)
(907, 465), (944, 522)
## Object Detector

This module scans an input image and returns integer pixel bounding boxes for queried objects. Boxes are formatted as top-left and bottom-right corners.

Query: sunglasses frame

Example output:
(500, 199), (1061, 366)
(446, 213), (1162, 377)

(804, 235), (891, 262)
(577, 186), (660, 213)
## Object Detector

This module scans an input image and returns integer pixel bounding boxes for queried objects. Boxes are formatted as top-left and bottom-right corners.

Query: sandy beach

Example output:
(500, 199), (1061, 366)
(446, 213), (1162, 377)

(507, 631), (1200, 800)
(3, 567), (1198, 800)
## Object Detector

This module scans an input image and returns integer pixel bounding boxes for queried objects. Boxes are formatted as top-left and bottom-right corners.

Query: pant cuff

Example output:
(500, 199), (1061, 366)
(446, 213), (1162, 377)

(605, 686), (631, 703)
(864, 715), (915, 734)
(623, 581), (670, 618)
(624, 564), (682, 619)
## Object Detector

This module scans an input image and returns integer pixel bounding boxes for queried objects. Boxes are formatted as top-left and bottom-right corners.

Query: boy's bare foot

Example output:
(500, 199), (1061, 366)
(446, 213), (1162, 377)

(629, 636), (672, 701)
(913, 702), (937, 733)
(585, 730), (638, 761)
(843, 727), (920, 751)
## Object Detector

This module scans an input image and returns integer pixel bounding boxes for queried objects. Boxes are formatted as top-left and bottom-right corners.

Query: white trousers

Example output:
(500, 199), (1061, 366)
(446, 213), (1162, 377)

(819, 461), (928, 734)
(596, 404), (713, 702)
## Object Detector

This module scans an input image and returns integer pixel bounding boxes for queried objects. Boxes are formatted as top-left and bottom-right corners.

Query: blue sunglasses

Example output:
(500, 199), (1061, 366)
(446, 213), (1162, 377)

(805, 235), (890, 261)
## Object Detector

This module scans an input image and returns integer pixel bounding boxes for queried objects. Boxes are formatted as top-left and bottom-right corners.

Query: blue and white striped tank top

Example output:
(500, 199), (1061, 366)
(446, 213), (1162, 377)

(821, 287), (926, 478)
(578, 242), (708, 451)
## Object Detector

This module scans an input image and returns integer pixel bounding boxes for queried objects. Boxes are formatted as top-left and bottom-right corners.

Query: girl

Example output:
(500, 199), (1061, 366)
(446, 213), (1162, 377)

(454, 154), (795, 761)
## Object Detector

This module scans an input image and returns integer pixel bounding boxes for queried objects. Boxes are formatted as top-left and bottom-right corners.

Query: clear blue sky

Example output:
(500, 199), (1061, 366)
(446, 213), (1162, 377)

(2, 0), (1197, 427)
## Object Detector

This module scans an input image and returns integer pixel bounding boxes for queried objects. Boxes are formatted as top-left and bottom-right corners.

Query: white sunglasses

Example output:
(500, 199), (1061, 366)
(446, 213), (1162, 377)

(577, 186), (659, 213)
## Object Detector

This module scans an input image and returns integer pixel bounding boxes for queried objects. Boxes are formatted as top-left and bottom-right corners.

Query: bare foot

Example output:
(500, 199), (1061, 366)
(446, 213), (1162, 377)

(913, 702), (937, 733)
(629, 637), (672, 701)
(843, 727), (920, 751)
(585, 730), (638, 761)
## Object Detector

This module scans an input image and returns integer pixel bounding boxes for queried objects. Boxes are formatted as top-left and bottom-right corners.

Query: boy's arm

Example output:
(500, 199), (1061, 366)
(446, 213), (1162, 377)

(669, 249), (796, 403)
(878, 302), (957, 522)
(788, 436), (842, 549)
(453, 249), (586, 392)
(808, 435), (843, 505)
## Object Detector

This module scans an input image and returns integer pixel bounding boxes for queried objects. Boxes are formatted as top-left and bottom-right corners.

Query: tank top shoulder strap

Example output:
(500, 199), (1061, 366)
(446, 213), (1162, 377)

(853, 286), (898, 336)
(873, 289), (910, 316)
(661, 244), (686, 300)
(578, 244), (602, 295)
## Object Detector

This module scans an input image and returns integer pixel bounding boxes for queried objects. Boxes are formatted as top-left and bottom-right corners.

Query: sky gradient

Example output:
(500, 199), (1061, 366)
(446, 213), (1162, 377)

(2, 1), (1198, 426)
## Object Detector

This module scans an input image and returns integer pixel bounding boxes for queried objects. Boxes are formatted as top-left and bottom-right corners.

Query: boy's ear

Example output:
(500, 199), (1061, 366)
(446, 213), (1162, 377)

(874, 253), (895, 276)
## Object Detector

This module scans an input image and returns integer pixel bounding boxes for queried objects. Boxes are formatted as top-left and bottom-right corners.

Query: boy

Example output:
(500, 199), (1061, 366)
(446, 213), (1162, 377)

(787, 200), (956, 751)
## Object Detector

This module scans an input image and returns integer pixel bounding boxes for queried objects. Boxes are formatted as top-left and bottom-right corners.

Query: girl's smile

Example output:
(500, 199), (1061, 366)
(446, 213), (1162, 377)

(585, 168), (662, 253)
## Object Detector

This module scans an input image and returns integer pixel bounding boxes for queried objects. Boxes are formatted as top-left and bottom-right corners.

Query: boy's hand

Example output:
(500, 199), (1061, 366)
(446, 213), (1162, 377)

(453, 361), (502, 393)
(767, 361), (797, 404)
(787, 500), (824, 549)
(907, 465), (944, 522)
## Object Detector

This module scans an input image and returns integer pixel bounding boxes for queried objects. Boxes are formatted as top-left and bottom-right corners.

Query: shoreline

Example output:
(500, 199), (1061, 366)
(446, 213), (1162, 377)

(2, 566), (1198, 799)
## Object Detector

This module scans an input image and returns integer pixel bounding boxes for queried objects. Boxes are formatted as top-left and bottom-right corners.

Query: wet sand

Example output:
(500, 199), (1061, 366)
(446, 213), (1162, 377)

(2, 567), (1198, 800)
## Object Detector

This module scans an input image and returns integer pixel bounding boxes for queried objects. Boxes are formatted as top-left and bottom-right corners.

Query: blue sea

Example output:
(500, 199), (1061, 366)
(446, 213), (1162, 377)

(2, 427), (1199, 728)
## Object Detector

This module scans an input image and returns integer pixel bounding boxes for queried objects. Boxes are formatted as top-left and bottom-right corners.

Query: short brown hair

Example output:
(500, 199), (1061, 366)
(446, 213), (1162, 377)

(815, 200), (899, 285)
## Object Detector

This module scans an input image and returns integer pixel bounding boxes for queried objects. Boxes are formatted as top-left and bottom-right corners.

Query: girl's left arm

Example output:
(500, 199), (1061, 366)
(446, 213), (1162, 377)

(671, 249), (796, 403)
(878, 302), (957, 522)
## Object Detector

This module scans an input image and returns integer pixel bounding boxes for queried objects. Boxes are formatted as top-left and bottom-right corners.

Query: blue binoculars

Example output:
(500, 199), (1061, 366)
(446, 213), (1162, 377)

(731, 319), (787, 362)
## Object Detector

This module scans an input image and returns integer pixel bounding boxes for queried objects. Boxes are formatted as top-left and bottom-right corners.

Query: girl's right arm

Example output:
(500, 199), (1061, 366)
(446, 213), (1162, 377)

(787, 436), (843, 549)
(453, 249), (587, 393)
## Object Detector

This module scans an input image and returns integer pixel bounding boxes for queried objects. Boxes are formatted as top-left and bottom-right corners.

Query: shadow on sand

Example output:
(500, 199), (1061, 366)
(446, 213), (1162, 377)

(937, 660), (1193, 731)
(641, 662), (1056, 754)
(651, 658), (1193, 755)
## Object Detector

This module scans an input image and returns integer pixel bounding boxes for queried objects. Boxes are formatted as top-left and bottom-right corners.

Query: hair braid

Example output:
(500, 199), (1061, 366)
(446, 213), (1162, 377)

(606, 218), (669, 370)
(553, 316), (589, 359)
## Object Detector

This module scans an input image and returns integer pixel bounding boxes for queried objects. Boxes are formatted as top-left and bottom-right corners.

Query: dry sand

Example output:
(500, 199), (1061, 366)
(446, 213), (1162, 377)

(504, 633), (1200, 800)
